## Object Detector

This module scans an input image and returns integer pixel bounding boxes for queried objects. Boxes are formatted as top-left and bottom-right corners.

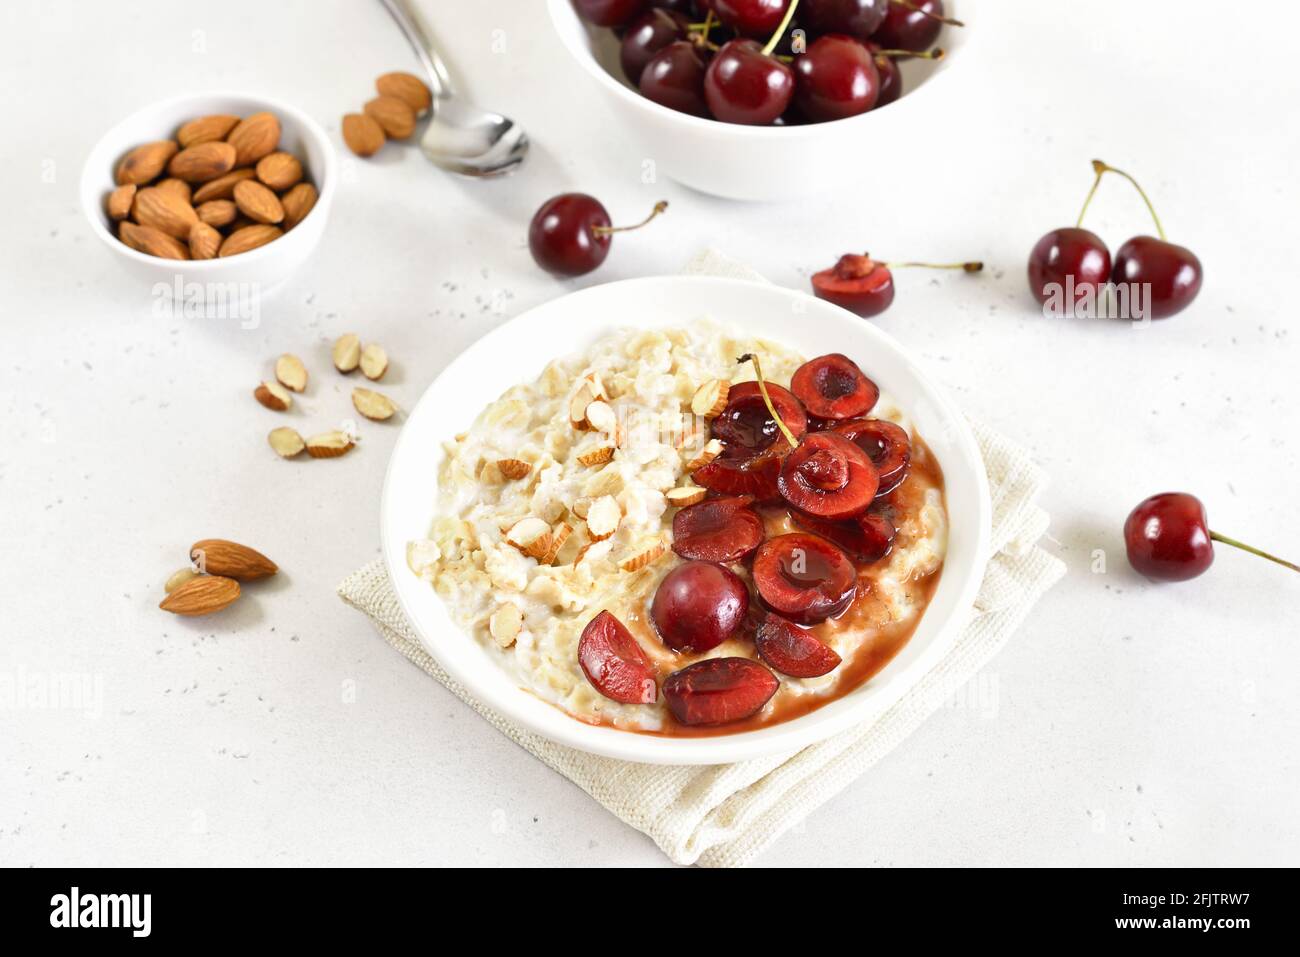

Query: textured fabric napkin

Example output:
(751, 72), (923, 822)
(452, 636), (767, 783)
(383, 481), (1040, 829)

(338, 250), (1065, 867)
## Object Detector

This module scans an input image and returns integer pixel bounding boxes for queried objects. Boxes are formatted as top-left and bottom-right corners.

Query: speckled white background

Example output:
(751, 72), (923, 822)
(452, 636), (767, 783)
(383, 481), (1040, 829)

(1, 0), (1296, 867)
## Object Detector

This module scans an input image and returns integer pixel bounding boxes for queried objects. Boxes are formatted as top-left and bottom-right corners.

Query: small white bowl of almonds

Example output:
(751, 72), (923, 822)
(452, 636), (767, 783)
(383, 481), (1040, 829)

(81, 92), (335, 292)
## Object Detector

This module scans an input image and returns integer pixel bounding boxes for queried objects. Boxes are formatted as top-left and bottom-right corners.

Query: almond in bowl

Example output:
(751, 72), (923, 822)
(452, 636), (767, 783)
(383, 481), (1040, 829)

(410, 322), (948, 736)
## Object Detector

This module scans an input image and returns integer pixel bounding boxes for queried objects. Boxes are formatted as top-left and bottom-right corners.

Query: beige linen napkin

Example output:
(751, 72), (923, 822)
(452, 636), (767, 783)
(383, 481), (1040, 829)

(338, 251), (1066, 868)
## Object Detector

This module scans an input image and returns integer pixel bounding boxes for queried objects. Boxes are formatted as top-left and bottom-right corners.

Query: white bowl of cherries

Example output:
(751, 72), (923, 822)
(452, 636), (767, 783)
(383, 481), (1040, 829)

(548, 0), (970, 201)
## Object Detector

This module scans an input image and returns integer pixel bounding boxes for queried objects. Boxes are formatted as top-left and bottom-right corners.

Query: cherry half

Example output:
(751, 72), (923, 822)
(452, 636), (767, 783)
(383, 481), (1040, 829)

(671, 495), (765, 562)
(1124, 493), (1299, 583)
(812, 252), (982, 317)
(663, 657), (780, 725)
(792, 34), (880, 122)
(778, 431), (879, 519)
(578, 610), (657, 703)
(754, 612), (842, 677)
(529, 194), (668, 276)
(791, 506), (895, 563)
(834, 417), (910, 495)
(753, 532), (858, 623)
(711, 380), (808, 456)
(790, 352), (879, 420)
(651, 560), (750, 652)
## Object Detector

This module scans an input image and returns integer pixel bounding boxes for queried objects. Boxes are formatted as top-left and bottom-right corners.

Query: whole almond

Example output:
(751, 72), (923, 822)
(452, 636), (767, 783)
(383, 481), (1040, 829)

(159, 575), (241, 616)
(115, 141), (178, 186)
(131, 186), (198, 239)
(106, 184), (136, 221)
(233, 179), (284, 224)
(280, 183), (317, 231)
(342, 113), (385, 157)
(196, 199), (237, 228)
(376, 71), (433, 115)
(305, 431), (355, 458)
(188, 222), (222, 260)
(192, 168), (256, 204)
(190, 539), (278, 581)
(226, 112), (280, 166)
(254, 380), (292, 411)
(119, 221), (189, 260)
(178, 114), (240, 148)
(352, 387), (397, 421)
(268, 426), (306, 458)
(155, 178), (192, 203)
(255, 152), (302, 191)
(219, 224), (282, 258)
(275, 354), (307, 392)
(364, 95), (416, 139)
(332, 333), (361, 372)
(360, 343), (388, 380)
(168, 141), (237, 183)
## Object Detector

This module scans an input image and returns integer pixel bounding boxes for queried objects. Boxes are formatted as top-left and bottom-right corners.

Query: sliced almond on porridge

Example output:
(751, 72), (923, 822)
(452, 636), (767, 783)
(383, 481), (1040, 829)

(665, 486), (707, 508)
(569, 384), (598, 430)
(488, 603), (523, 648)
(583, 371), (608, 399)
(691, 379), (731, 418)
(619, 537), (668, 573)
(305, 430), (355, 458)
(585, 495), (622, 541)
(254, 380), (292, 411)
(674, 416), (707, 450)
(571, 496), (593, 520)
(540, 521), (573, 565)
(267, 426), (306, 458)
(360, 343), (388, 380)
(332, 333), (362, 372)
(574, 538), (613, 567)
(275, 353), (308, 392)
(352, 387), (397, 421)
(495, 458), (532, 480)
(684, 438), (724, 471)
(577, 445), (615, 467)
(584, 399), (617, 434)
(506, 517), (553, 560)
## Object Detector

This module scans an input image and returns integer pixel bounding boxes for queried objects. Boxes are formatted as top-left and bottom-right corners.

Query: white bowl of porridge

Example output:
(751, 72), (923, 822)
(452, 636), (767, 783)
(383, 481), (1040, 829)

(382, 275), (990, 765)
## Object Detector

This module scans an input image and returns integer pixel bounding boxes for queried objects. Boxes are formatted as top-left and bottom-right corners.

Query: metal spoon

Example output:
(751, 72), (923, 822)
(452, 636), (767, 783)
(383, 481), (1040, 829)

(378, 0), (528, 176)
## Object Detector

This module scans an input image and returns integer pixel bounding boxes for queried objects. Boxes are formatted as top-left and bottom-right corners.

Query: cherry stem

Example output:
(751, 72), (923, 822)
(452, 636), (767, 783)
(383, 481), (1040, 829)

(736, 353), (798, 450)
(761, 0), (802, 57)
(1092, 159), (1167, 241)
(1209, 531), (1300, 574)
(891, 0), (965, 27)
(591, 201), (669, 237)
(1075, 162), (1105, 228)
(874, 47), (946, 60)
(885, 260), (984, 272)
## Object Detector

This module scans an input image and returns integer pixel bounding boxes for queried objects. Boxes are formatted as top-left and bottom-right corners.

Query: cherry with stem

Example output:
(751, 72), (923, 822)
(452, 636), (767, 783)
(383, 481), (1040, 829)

(703, 0), (803, 124)
(1027, 161), (1113, 313)
(1125, 492), (1298, 582)
(1094, 158), (1204, 319)
(528, 195), (668, 277)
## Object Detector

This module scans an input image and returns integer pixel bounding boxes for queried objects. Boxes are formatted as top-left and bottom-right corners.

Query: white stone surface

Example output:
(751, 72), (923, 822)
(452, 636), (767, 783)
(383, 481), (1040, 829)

(1, 0), (1296, 867)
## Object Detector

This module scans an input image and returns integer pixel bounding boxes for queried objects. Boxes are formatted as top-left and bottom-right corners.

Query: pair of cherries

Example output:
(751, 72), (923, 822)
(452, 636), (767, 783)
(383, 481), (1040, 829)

(1029, 160), (1203, 320)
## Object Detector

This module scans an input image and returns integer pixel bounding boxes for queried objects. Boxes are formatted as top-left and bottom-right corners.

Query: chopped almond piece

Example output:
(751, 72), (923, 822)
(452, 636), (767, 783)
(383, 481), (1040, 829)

(619, 538), (668, 572)
(333, 333), (362, 372)
(496, 458), (532, 480)
(569, 383), (598, 430)
(540, 522), (573, 564)
(267, 426), (306, 458)
(506, 517), (552, 560)
(305, 431), (355, 458)
(489, 603), (523, 648)
(584, 400), (617, 434)
(574, 539), (613, 566)
(275, 353), (308, 392)
(254, 380), (292, 411)
(691, 379), (730, 418)
(665, 486), (707, 508)
(577, 445), (615, 467)
(585, 495), (621, 541)
(684, 438), (724, 471)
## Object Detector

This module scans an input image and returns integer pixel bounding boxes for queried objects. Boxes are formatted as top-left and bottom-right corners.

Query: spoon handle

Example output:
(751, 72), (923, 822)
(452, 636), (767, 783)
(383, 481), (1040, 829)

(378, 0), (455, 99)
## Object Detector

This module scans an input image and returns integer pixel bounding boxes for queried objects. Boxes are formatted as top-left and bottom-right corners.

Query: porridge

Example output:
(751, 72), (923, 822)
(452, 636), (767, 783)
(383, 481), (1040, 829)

(409, 321), (947, 734)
